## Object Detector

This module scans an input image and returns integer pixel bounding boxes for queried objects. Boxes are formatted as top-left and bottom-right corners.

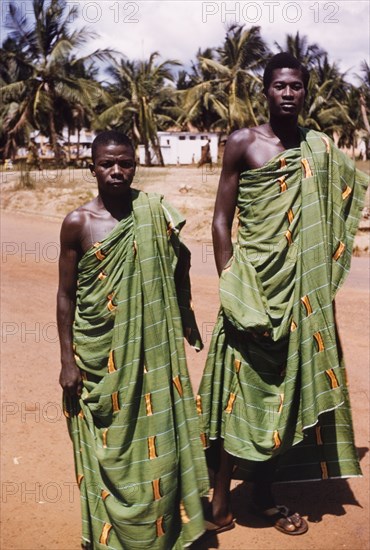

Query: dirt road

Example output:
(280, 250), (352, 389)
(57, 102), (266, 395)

(1, 211), (369, 550)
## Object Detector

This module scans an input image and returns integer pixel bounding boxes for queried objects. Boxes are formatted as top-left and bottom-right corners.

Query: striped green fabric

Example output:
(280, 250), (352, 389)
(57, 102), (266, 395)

(198, 129), (368, 481)
(64, 190), (209, 549)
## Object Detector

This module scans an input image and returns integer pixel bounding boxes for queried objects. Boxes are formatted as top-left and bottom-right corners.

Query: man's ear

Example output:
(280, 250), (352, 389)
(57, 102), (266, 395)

(89, 163), (95, 176)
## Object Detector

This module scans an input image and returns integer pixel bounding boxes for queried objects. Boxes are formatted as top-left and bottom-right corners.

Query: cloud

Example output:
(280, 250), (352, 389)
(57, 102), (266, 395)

(2, 0), (368, 82)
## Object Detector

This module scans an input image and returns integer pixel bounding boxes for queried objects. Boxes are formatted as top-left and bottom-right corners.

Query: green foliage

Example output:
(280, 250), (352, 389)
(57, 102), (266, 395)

(1, 11), (367, 162)
(178, 26), (269, 133)
(0, 0), (112, 159)
(98, 53), (181, 165)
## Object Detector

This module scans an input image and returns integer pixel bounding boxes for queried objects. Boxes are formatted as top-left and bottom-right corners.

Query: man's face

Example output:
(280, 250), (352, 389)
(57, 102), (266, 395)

(265, 68), (306, 118)
(89, 142), (136, 198)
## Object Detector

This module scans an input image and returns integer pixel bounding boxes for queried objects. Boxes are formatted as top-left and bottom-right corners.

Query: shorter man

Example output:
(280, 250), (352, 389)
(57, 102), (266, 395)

(57, 131), (208, 549)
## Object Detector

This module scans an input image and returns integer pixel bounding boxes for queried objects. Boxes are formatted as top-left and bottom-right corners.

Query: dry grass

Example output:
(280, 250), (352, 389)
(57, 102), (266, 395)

(0, 164), (220, 241)
(1, 159), (368, 247)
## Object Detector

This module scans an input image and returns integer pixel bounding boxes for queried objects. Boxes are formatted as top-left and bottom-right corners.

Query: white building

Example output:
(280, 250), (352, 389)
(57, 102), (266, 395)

(24, 129), (220, 165)
(138, 131), (218, 165)
(28, 128), (95, 160)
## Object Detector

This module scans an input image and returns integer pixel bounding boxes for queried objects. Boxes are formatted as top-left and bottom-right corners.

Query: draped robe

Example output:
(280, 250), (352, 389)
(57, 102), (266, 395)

(198, 129), (368, 481)
(64, 190), (209, 549)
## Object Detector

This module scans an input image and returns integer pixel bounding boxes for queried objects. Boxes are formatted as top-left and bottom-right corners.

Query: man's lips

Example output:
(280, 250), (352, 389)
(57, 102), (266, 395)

(110, 179), (127, 185)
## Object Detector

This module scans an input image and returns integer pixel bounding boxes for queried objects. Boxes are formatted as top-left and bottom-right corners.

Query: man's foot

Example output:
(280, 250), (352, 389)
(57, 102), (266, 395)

(251, 504), (308, 535)
(203, 505), (235, 536)
(204, 518), (236, 535)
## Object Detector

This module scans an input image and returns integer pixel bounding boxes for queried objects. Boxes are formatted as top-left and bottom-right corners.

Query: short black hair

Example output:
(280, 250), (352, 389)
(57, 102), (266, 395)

(263, 52), (310, 93)
(91, 131), (134, 163)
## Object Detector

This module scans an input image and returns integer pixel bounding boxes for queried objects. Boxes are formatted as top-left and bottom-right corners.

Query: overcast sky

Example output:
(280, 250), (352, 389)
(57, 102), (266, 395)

(1, 0), (369, 83)
(75, 0), (369, 83)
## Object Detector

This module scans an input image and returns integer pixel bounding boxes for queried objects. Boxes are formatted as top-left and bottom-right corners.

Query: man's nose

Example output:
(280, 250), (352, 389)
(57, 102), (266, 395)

(283, 86), (294, 97)
(112, 162), (123, 173)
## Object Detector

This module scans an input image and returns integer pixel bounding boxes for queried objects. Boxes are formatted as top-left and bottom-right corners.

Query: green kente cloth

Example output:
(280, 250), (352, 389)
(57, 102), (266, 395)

(198, 129), (368, 481)
(64, 190), (209, 549)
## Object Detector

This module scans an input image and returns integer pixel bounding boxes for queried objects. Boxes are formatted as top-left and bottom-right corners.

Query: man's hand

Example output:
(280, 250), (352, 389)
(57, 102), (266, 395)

(59, 362), (83, 397)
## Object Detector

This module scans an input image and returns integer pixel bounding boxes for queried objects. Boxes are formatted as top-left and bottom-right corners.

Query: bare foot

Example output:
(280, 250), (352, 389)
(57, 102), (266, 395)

(204, 501), (234, 529)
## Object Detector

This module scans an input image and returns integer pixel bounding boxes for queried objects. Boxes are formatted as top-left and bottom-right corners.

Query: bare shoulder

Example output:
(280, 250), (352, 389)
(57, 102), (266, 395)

(228, 124), (282, 171)
(62, 198), (98, 227)
(60, 198), (99, 246)
(226, 126), (268, 146)
(224, 126), (270, 157)
(223, 126), (266, 170)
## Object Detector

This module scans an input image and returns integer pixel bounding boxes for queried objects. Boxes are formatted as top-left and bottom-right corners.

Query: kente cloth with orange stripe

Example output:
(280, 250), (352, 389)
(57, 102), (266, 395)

(199, 129), (368, 481)
(64, 190), (208, 549)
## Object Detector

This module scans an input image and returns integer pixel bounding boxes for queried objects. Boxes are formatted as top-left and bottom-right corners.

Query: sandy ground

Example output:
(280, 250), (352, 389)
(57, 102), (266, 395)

(1, 208), (369, 550)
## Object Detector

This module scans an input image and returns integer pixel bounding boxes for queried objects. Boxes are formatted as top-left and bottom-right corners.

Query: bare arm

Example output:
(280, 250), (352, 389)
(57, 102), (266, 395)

(57, 213), (83, 396)
(212, 132), (245, 275)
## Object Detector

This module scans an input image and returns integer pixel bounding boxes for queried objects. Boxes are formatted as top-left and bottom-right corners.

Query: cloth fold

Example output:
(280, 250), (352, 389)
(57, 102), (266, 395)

(199, 129), (368, 481)
(65, 189), (208, 549)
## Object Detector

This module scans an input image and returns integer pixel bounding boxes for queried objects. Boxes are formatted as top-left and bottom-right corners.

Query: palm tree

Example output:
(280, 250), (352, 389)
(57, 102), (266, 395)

(300, 55), (351, 135)
(0, 0), (111, 158)
(176, 48), (228, 132)
(274, 32), (327, 70)
(185, 25), (270, 133)
(334, 87), (363, 158)
(98, 53), (181, 165)
(356, 60), (370, 136)
(0, 38), (32, 158)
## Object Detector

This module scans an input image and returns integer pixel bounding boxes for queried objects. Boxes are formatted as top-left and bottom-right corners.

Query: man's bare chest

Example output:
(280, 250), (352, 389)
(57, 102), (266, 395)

(79, 215), (127, 254)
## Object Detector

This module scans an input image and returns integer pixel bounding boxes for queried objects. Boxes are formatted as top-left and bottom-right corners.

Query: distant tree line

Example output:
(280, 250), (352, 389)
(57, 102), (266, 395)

(1, 0), (369, 165)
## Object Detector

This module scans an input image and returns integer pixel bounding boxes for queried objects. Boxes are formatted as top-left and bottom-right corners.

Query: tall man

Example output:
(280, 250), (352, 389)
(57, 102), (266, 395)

(198, 53), (368, 536)
(57, 131), (208, 549)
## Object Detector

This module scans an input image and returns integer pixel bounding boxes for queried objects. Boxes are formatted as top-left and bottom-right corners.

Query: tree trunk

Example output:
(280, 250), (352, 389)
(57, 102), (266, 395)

(77, 127), (81, 162)
(360, 94), (370, 135)
(67, 127), (71, 162)
(144, 141), (151, 166)
(49, 110), (59, 164)
(152, 139), (164, 166)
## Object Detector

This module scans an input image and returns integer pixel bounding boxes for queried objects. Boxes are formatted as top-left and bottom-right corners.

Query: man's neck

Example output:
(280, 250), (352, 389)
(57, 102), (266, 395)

(97, 194), (132, 221)
(269, 117), (301, 150)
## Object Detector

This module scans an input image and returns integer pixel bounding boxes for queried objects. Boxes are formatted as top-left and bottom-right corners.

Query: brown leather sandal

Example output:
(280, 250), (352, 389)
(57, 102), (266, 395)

(252, 504), (308, 535)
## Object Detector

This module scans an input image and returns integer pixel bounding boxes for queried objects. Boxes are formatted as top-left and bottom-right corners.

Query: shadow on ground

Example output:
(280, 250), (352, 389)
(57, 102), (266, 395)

(190, 446), (368, 549)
